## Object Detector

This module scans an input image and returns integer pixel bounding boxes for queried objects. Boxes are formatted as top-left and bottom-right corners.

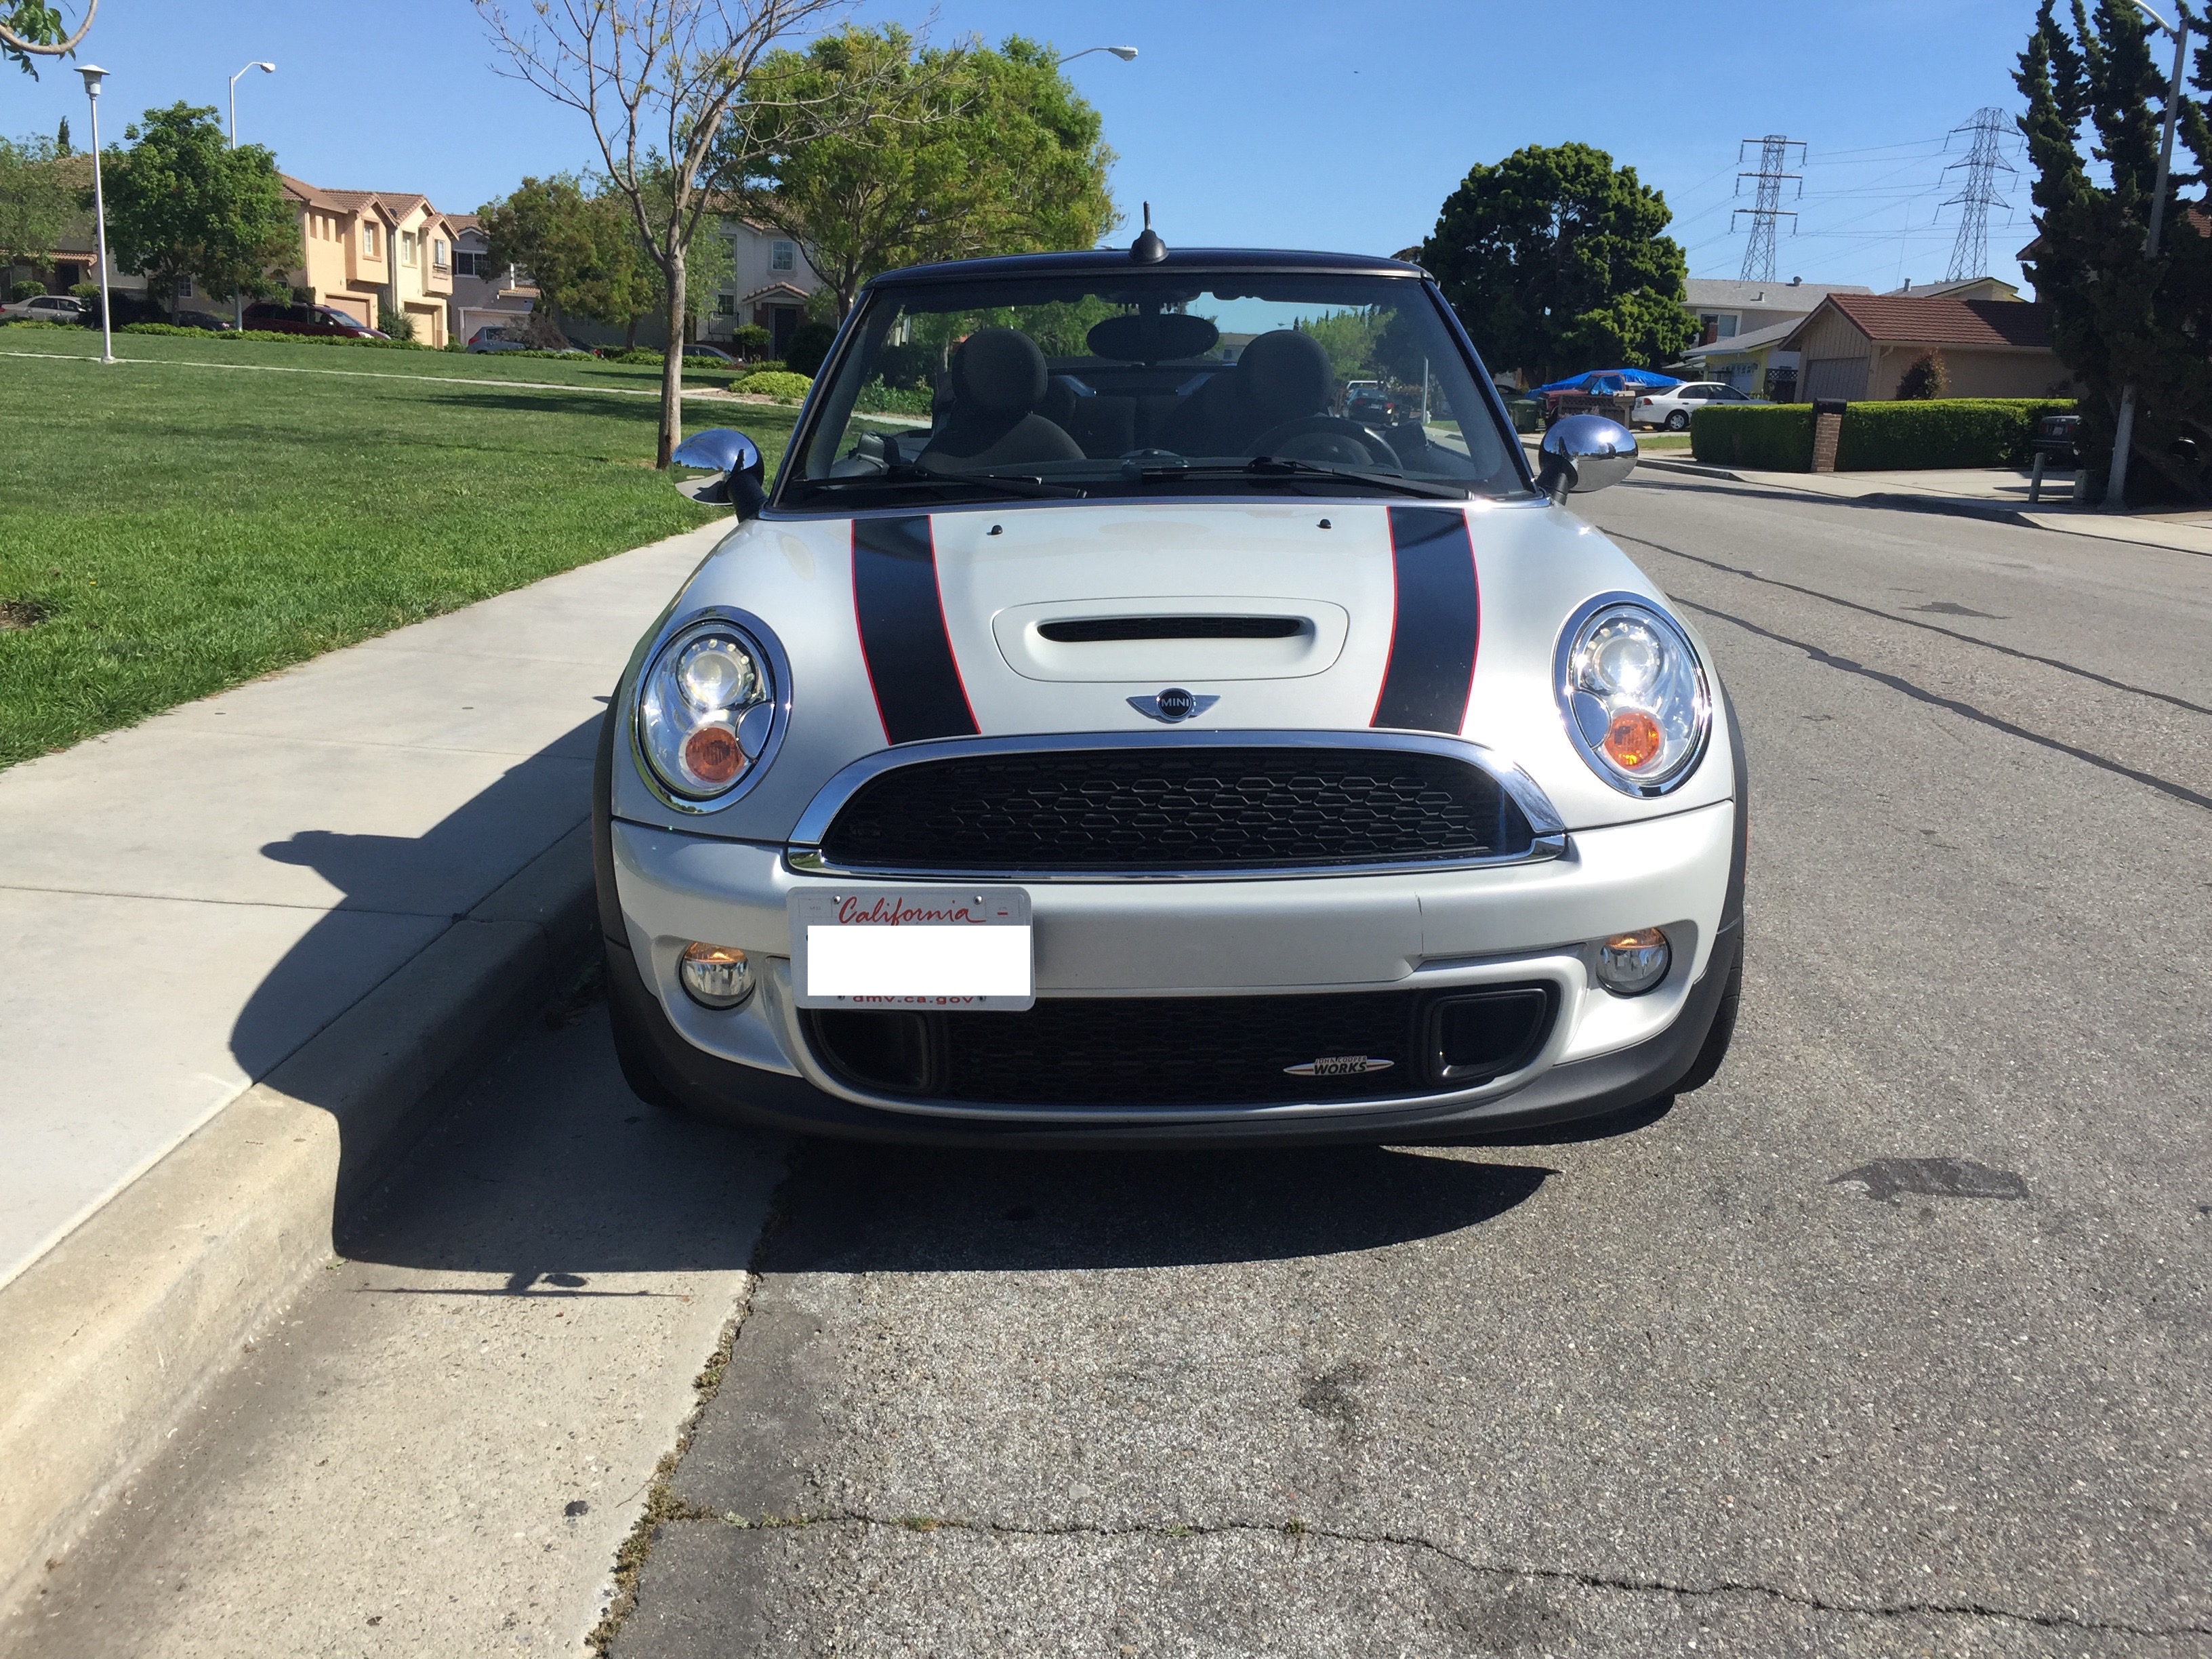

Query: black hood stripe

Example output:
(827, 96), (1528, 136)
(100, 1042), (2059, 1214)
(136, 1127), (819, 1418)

(852, 515), (979, 744)
(1370, 505), (1479, 733)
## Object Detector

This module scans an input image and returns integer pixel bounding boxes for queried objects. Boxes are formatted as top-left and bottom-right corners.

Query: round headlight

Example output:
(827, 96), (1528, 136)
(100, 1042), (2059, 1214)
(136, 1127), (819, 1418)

(636, 620), (775, 800)
(1556, 599), (1710, 794)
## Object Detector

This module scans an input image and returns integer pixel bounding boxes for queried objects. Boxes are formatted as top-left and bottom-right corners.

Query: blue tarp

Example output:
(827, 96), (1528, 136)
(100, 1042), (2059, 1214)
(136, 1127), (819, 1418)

(1534, 368), (1682, 393)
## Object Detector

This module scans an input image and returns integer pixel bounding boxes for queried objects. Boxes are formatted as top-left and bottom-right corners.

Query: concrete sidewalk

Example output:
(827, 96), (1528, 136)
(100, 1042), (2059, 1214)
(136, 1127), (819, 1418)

(1637, 453), (2212, 557)
(0, 518), (726, 1606)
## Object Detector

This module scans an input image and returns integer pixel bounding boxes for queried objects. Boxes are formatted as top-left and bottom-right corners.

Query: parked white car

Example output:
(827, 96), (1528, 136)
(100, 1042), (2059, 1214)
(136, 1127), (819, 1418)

(597, 243), (1746, 1145)
(1633, 381), (1767, 431)
(1, 293), (87, 324)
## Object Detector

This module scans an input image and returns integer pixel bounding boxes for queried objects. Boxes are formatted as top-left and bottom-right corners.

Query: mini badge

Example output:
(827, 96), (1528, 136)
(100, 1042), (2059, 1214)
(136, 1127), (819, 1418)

(1128, 687), (1219, 723)
(1283, 1056), (1396, 1078)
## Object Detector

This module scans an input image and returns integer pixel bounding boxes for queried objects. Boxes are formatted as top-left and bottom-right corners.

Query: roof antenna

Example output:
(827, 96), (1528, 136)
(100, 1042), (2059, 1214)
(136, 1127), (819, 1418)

(1130, 201), (1166, 264)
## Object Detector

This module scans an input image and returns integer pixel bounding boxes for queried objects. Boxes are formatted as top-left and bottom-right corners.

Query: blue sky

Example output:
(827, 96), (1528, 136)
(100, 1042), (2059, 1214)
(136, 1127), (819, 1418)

(5, 0), (2039, 293)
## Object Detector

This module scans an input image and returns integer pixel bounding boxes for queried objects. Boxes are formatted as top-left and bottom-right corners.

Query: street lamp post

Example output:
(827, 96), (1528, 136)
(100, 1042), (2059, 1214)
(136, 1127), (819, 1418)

(79, 64), (115, 365)
(2105, 0), (2188, 510)
(229, 61), (275, 327)
(1055, 44), (1137, 66)
(229, 60), (274, 146)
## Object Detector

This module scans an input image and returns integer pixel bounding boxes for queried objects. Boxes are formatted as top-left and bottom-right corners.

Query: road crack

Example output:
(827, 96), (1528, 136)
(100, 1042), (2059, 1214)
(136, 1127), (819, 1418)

(689, 1509), (2209, 1640)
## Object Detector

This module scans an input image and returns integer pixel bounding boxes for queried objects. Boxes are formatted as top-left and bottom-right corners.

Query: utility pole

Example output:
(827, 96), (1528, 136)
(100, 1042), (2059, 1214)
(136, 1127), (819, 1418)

(2106, 0), (2189, 510)
(1732, 136), (1805, 284)
(1941, 108), (2015, 283)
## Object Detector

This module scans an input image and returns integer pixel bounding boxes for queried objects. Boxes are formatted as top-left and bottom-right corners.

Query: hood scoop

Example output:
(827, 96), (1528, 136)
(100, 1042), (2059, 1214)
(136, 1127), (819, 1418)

(1038, 615), (1304, 643)
(994, 597), (1349, 683)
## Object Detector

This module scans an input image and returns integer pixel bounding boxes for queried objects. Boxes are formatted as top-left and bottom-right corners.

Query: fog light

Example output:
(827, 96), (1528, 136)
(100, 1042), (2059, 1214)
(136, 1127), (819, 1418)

(678, 941), (754, 1009)
(1595, 928), (1670, 996)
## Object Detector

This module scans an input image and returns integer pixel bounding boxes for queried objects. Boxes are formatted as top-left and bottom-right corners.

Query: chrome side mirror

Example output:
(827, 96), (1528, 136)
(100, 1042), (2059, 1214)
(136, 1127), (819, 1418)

(1537, 415), (1638, 504)
(671, 428), (766, 519)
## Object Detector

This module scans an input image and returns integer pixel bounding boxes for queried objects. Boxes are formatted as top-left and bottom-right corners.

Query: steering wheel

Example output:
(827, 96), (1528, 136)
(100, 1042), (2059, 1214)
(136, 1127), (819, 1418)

(1244, 415), (1400, 468)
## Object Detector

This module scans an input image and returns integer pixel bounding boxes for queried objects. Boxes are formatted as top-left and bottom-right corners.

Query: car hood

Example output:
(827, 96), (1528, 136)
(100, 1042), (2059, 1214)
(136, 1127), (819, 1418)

(608, 495), (1737, 840)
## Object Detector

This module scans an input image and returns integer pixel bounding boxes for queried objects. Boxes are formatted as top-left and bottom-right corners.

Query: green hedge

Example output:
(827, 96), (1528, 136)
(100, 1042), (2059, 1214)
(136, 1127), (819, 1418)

(730, 369), (813, 402)
(1693, 398), (2081, 471)
(853, 377), (932, 415)
(1833, 398), (2078, 470)
(1691, 404), (1814, 470)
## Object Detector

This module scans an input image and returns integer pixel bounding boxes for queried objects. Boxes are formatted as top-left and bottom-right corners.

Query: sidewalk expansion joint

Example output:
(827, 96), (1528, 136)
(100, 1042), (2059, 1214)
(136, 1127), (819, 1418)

(0, 881), (466, 918)
(679, 1511), (2209, 1639)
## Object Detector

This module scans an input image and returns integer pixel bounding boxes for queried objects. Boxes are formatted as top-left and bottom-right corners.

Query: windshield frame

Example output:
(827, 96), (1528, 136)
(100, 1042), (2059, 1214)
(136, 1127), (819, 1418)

(763, 261), (1535, 516)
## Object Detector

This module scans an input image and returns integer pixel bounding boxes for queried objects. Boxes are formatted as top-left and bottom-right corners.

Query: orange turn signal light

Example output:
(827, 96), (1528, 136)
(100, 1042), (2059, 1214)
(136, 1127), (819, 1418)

(1602, 707), (1664, 771)
(682, 724), (745, 785)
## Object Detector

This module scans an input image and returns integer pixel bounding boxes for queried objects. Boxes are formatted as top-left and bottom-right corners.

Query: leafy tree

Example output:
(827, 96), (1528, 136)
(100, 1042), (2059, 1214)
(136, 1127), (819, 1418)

(476, 0), (863, 467)
(102, 103), (298, 312)
(55, 115), (69, 153)
(1420, 142), (1694, 386)
(2015, 0), (2211, 504)
(1297, 308), (1386, 382)
(2, 0), (93, 78)
(481, 174), (650, 344)
(0, 134), (73, 270)
(729, 26), (1118, 319)
(1894, 350), (1948, 400)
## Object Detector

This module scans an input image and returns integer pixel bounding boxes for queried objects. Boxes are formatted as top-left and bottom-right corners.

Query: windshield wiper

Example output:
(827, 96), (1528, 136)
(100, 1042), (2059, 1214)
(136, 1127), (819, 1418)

(1121, 456), (1471, 501)
(796, 464), (1086, 501)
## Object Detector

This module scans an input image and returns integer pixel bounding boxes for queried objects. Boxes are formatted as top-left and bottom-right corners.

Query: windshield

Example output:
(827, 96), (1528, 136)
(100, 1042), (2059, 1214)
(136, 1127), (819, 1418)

(781, 270), (1525, 509)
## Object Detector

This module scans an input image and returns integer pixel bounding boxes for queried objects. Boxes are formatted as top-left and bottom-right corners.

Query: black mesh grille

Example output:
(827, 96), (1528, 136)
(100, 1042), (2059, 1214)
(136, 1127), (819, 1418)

(817, 746), (1528, 872)
(805, 985), (1555, 1109)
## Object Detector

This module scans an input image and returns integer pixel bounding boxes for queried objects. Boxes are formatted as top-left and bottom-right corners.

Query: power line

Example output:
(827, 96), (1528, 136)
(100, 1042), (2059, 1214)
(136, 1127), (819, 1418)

(1733, 135), (1806, 283)
(1941, 107), (2017, 281)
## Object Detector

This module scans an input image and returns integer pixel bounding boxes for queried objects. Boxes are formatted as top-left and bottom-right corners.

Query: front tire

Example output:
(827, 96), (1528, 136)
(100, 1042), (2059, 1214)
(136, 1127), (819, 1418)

(1672, 932), (1742, 1095)
(1665, 409), (1689, 432)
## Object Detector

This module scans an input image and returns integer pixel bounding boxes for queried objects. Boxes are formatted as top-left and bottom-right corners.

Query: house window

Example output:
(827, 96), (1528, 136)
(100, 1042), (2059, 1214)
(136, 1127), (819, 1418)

(363, 223), (378, 258)
(714, 292), (735, 316)
(401, 230), (419, 268)
(432, 239), (447, 270)
(454, 250), (483, 278)
(175, 276), (193, 298)
(771, 239), (795, 272)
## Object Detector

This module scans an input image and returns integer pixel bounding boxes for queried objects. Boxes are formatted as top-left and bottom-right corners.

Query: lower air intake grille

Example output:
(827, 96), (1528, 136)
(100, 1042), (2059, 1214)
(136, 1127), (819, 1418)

(817, 746), (1532, 872)
(806, 985), (1555, 1109)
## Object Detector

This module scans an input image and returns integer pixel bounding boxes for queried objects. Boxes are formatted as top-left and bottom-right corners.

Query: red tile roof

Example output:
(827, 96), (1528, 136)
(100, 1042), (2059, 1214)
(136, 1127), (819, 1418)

(1812, 293), (2053, 350)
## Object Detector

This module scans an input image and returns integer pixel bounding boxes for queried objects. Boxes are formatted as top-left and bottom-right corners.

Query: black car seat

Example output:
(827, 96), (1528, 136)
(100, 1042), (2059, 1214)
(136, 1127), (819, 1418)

(1156, 329), (1335, 457)
(918, 329), (1084, 471)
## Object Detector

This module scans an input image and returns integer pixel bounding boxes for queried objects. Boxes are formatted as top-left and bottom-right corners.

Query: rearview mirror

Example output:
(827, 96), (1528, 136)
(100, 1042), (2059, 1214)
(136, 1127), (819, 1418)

(1537, 415), (1638, 504)
(671, 428), (766, 519)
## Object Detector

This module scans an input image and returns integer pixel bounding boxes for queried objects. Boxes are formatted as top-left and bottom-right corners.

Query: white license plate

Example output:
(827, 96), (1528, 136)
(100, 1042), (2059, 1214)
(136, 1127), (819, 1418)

(789, 888), (1033, 1010)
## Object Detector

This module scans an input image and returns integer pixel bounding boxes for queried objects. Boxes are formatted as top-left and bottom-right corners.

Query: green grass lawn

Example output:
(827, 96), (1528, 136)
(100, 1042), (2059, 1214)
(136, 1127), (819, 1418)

(0, 337), (799, 769)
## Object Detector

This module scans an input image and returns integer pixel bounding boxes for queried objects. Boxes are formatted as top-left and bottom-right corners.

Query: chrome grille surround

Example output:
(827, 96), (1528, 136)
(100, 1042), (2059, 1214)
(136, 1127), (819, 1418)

(784, 730), (1568, 882)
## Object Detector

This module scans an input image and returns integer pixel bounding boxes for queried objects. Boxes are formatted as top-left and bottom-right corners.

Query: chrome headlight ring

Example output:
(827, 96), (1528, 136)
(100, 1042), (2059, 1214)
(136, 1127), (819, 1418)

(1553, 592), (1711, 796)
(628, 606), (792, 813)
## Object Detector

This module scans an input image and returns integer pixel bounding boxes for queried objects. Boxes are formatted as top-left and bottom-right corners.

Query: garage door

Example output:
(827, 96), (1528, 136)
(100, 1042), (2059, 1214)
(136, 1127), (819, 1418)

(1803, 356), (1868, 402)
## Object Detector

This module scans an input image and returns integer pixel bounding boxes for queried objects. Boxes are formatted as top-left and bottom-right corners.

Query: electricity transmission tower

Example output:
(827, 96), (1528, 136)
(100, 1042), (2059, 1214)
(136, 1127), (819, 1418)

(1941, 107), (2016, 281)
(1733, 135), (1805, 283)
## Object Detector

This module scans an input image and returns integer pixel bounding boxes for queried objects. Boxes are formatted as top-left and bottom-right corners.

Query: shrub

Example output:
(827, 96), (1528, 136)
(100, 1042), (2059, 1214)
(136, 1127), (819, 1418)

(377, 304), (416, 343)
(1894, 351), (1948, 400)
(119, 321), (228, 335)
(69, 281), (100, 300)
(603, 347), (664, 366)
(726, 324), (773, 361)
(853, 377), (933, 416)
(11, 280), (43, 302)
(1692, 404), (1815, 470)
(730, 369), (813, 402)
(784, 319), (836, 377)
(1834, 398), (2080, 470)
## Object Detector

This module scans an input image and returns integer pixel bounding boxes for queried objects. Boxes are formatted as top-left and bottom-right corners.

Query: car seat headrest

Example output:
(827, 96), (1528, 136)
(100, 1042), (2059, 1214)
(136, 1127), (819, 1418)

(950, 327), (1049, 414)
(1237, 329), (1334, 414)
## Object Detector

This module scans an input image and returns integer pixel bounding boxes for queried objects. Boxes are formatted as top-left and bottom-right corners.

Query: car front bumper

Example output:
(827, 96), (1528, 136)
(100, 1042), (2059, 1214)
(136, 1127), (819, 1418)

(599, 774), (1744, 1145)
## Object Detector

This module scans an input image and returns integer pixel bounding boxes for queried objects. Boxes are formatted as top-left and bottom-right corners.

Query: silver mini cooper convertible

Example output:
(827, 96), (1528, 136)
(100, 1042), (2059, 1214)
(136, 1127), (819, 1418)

(593, 239), (1745, 1145)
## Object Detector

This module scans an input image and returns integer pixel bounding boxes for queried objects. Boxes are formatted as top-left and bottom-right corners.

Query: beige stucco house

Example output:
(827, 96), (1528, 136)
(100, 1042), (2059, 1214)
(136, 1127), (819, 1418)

(1780, 292), (2076, 403)
(279, 176), (456, 346)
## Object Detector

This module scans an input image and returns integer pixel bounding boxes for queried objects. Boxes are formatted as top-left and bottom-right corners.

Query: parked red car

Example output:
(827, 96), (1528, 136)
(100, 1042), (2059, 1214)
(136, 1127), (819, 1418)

(241, 302), (382, 338)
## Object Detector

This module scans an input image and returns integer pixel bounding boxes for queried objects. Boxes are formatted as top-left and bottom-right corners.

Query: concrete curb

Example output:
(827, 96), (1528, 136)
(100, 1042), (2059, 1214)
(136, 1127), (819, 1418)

(0, 821), (598, 1616)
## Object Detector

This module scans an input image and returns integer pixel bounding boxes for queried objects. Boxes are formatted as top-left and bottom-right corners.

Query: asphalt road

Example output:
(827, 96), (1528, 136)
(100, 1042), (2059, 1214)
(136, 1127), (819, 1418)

(21, 473), (2209, 1658)
(609, 475), (2212, 1658)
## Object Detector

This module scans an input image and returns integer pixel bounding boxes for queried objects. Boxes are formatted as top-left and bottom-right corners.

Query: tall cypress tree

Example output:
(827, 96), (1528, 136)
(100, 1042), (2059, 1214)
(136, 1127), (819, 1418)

(2015, 0), (2211, 504)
